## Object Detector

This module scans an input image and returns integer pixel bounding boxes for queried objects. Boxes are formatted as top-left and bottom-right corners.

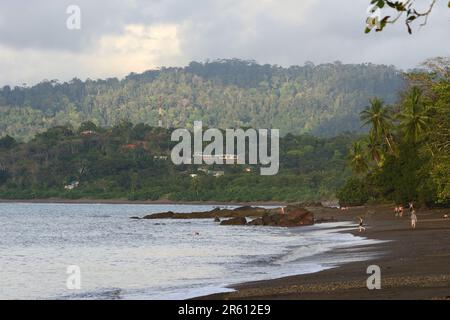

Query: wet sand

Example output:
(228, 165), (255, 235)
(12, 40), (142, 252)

(197, 205), (450, 300)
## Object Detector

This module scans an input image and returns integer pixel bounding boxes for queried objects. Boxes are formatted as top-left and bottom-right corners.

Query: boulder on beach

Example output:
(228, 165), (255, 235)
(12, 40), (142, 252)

(214, 217), (221, 222)
(220, 217), (247, 226)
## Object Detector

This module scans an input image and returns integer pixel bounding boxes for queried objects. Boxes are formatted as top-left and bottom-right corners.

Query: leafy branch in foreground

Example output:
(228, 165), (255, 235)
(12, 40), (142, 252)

(365, 0), (447, 34)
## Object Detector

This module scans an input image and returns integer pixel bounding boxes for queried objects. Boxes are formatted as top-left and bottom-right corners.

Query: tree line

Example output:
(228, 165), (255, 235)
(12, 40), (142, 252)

(0, 121), (356, 202)
(338, 57), (449, 207)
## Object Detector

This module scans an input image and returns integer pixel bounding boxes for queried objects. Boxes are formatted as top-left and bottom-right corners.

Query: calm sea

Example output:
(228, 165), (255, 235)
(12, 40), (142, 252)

(0, 203), (383, 299)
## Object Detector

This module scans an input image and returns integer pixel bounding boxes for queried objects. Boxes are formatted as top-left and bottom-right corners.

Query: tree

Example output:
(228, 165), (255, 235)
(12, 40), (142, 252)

(0, 168), (10, 185)
(336, 177), (370, 206)
(365, 0), (448, 34)
(397, 87), (430, 144)
(78, 121), (98, 133)
(0, 135), (16, 149)
(349, 142), (369, 174)
(365, 134), (384, 166)
(341, 59), (449, 206)
(360, 98), (395, 153)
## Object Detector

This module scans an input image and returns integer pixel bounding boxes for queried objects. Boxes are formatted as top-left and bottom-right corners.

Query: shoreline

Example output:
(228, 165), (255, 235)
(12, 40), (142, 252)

(0, 198), (288, 206)
(195, 205), (450, 300)
(2, 201), (448, 299)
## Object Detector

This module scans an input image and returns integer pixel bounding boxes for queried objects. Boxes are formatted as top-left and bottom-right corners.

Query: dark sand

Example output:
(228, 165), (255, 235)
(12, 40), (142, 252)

(197, 205), (450, 300)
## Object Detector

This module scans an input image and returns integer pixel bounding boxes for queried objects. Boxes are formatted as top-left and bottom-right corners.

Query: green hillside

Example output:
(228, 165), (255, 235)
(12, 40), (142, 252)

(0, 59), (404, 141)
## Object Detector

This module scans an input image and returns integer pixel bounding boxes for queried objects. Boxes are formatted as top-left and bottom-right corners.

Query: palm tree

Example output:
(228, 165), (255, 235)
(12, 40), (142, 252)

(360, 98), (395, 153)
(366, 134), (383, 166)
(397, 87), (430, 144)
(349, 142), (368, 175)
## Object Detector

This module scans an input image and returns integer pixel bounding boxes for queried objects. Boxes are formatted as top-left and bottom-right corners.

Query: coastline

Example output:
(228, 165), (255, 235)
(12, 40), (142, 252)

(195, 205), (450, 300)
(0, 198), (287, 206)
(2, 201), (448, 299)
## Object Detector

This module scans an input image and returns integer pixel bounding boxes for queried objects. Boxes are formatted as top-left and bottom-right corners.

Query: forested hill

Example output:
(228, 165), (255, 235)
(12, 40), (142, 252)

(0, 123), (356, 202)
(0, 59), (404, 141)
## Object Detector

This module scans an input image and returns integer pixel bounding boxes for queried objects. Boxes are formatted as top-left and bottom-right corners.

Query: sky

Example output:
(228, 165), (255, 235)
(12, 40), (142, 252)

(0, 0), (448, 86)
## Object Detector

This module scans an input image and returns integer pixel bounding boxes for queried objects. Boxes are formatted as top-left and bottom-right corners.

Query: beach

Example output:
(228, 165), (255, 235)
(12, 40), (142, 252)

(197, 205), (450, 300)
(0, 202), (448, 300)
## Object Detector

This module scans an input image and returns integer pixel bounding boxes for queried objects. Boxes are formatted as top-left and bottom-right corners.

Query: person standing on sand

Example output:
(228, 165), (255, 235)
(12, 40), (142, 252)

(411, 210), (418, 229)
(409, 202), (414, 214)
(399, 206), (404, 217)
(394, 206), (399, 217)
(358, 217), (366, 232)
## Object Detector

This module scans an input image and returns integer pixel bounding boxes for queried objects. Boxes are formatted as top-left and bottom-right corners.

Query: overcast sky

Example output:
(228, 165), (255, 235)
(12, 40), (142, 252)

(0, 0), (448, 86)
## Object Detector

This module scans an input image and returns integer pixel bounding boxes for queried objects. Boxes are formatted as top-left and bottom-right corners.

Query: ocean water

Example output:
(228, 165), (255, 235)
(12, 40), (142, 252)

(0, 203), (384, 300)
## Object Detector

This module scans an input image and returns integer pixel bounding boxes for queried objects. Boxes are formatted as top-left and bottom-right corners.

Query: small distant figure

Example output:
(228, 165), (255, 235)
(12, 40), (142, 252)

(394, 206), (399, 217)
(358, 217), (366, 232)
(281, 207), (286, 214)
(411, 210), (418, 229)
(408, 202), (414, 214)
(399, 206), (404, 218)
(444, 214), (448, 219)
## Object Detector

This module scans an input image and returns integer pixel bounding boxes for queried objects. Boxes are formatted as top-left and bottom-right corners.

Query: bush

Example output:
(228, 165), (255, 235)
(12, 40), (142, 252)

(336, 177), (370, 206)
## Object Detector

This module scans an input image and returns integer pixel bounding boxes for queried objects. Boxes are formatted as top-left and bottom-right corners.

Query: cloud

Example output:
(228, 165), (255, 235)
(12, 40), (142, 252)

(0, 0), (448, 86)
(175, 0), (449, 67)
(94, 24), (181, 75)
(0, 23), (181, 85)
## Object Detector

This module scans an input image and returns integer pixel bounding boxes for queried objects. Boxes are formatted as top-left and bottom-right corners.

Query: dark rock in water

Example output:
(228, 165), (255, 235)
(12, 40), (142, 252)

(130, 216), (141, 219)
(249, 207), (314, 227)
(277, 207), (314, 227)
(247, 217), (263, 225)
(136, 205), (314, 228)
(141, 206), (266, 219)
(220, 217), (247, 226)
(142, 211), (175, 219)
(233, 206), (254, 211)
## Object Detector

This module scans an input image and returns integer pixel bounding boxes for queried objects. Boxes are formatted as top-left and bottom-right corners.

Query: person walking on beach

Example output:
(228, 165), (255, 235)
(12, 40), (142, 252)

(358, 217), (366, 232)
(399, 205), (404, 217)
(409, 202), (414, 214)
(394, 206), (399, 217)
(411, 210), (418, 229)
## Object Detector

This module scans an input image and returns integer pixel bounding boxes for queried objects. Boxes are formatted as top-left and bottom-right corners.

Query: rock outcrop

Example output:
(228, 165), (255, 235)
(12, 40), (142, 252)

(247, 206), (314, 227)
(140, 206), (266, 220)
(220, 217), (247, 226)
(134, 205), (315, 228)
